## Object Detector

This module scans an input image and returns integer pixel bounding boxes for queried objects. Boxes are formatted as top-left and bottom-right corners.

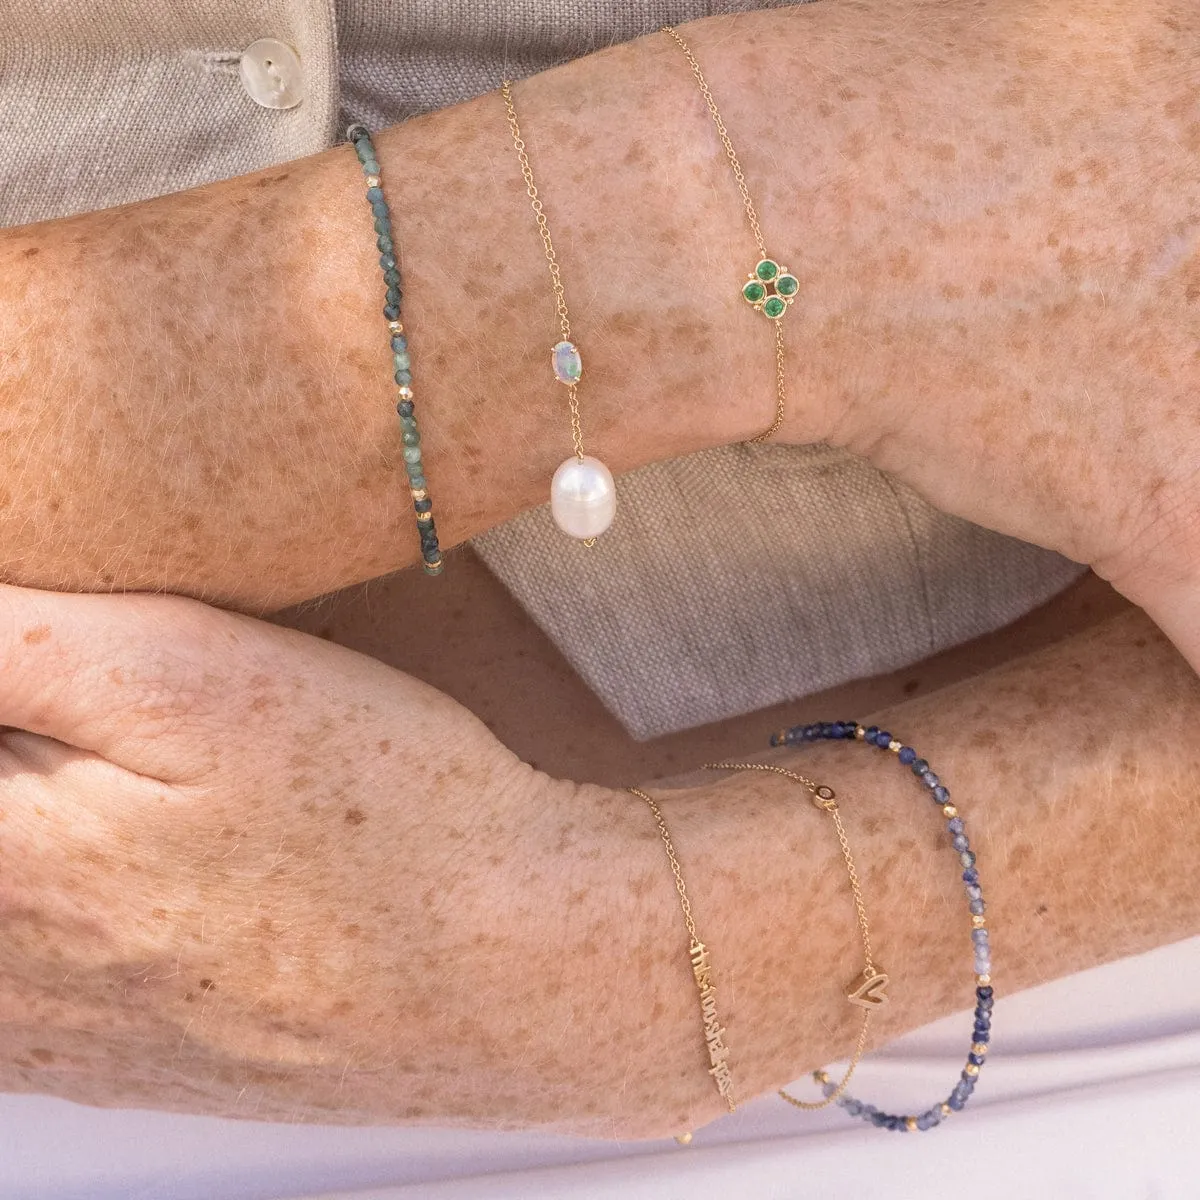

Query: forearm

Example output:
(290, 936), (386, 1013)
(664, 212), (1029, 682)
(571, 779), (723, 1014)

(1, 1), (1194, 609)
(5, 606), (1196, 1134)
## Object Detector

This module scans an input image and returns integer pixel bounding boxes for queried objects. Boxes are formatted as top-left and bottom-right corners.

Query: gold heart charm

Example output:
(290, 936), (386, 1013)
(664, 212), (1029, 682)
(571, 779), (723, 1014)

(848, 972), (890, 1009)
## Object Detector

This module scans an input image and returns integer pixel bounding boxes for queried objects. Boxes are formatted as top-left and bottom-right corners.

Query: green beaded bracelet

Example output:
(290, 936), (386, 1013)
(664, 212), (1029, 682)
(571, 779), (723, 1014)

(346, 123), (443, 576)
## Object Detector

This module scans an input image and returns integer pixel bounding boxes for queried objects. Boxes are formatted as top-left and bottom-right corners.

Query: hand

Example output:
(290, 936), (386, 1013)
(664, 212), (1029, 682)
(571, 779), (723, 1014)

(0, 583), (576, 1125)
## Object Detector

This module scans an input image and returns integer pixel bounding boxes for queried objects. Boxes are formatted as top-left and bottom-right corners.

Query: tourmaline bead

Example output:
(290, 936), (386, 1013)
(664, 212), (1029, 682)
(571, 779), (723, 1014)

(898, 746), (916, 764)
(552, 340), (583, 384)
(379, 254), (396, 271)
(394, 351), (411, 370)
(912, 758), (929, 775)
(414, 498), (432, 513)
(402, 429), (420, 447)
(408, 474), (426, 490)
(397, 400), (414, 418)
(366, 187), (384, 204)
(384, 303), (400, 319)
(391, 334), (408, 352)
(403, 446), (422, 465)
(763, 295), (786, 318)
(377, 235), (393, 253)
(422, 547), (440, 564)
(396, 369), (412, 386)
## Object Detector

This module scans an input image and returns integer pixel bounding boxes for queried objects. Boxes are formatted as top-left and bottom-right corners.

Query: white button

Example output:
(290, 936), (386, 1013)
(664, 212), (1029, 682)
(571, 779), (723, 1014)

(239, 38), (304, 110)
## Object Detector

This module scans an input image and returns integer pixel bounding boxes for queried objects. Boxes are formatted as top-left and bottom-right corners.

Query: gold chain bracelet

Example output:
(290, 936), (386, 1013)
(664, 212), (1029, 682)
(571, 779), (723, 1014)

(663, 25), (794, 441)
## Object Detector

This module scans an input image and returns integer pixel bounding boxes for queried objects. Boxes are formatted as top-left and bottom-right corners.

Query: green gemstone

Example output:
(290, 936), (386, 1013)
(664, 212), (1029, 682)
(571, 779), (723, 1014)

(776, 273), (799, 297)
(763, 295), (786, 319)
(755, 259), (779, 282)
(742, 280), (766, 304)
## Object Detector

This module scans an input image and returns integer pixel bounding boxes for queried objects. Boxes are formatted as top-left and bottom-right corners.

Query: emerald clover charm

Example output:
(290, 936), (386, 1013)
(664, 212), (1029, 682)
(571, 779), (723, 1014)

(742, 258), (799, 320)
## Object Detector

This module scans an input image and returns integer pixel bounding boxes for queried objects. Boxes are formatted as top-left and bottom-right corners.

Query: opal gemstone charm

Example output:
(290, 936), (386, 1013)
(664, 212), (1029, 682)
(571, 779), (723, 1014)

(743, 258), (799, 320)
(552, 340), (583, 384)
(550, 455), (616, 540)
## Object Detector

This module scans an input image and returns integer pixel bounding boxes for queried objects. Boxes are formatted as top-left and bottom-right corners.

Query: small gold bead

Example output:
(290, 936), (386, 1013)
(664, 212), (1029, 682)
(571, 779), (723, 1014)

(906, 1117), (918, 1132)
(398, 386), (414, 400)
(943, 804), (958, 818)
(972, 915), (987, 928)
(889, 739), (902, 753)
(365, 174), (381, 188)
(410, 489), (427, 502)
(417, 511), (433, 523)
(674, 1132), (693, 1146)
(976, 973), (991, 986)
(940, 1103), (952, 1117)
(965, 1063), (980, 1077)
(813, 1069), (830, 1085)
(854, 726), (866, 740)
(972, 1043), (988, 1056)
(387, 319), (404, 334)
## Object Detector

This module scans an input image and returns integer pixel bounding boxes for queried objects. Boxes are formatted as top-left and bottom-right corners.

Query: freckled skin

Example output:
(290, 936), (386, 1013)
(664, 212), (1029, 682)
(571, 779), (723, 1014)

(0, 1), (1193, 621)
(0, 585), (1196, 1135)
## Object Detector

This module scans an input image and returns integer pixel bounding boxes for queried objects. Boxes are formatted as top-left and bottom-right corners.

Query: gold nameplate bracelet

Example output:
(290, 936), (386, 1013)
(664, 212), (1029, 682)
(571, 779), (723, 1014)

(632, 718), (994, 1139)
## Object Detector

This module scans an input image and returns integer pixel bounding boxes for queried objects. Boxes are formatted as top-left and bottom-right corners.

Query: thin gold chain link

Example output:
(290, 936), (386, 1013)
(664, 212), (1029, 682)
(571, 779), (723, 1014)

(663, 26), (787, 442)
(501, 80), (572, 345)
(662, 26), (768, 260)
(703, 759), (879, 1110)
(502, 79), (587, 466)
(627, 786), (699, 942)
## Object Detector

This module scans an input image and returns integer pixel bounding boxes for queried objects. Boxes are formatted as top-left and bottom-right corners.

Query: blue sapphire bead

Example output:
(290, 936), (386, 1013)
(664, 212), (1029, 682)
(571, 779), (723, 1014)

(963, 867), (980, 885)
(952, 834), (970, 852)
(912, 758), (929, 775)
(898, 746), (916, 765)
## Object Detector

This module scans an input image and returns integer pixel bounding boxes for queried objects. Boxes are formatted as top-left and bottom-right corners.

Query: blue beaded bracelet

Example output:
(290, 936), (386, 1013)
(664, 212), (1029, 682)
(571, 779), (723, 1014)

(764, 720), (994, 1131)
(346, 124), (443, 575)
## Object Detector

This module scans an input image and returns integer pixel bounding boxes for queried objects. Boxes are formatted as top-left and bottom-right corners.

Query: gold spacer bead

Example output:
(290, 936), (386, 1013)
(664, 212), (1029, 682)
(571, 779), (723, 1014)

(943, 804), (958, 818)
(398, 386), (414, 400)
(813, 1069), (830, 1085)
(972, 1042), (988, 1056)
(674, 1132), (693, 1146)
(906, 1117), (918, 1132)
(972, 915), (987, 928)
(940, 1103), (952, 1117)
(410, 489), (427, 502)
(387, 319), (404, 334)
(417, 511), (433, 523)
(976, 973), (991, 986)
(854, 726), (866, 740)
(889, 739), (903, 753)
(965, 1063), (980, 1077)
(365, 174), (381, 188)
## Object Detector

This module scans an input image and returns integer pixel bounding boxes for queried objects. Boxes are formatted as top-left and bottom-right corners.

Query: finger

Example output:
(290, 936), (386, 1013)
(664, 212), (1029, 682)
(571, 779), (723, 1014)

(0, 583), (231, 776)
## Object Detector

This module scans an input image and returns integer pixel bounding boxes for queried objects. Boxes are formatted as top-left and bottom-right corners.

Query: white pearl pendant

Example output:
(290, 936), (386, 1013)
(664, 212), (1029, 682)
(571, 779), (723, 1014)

(550, 455), (616, 540)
